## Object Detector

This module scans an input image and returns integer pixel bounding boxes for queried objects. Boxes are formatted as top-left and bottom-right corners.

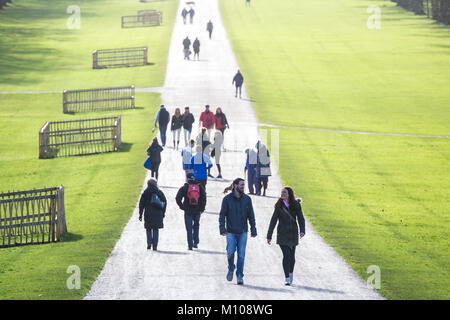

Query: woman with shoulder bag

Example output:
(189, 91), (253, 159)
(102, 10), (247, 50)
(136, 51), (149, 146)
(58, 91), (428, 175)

(267, 187), (305, 285)
(138, 178), (167, 251)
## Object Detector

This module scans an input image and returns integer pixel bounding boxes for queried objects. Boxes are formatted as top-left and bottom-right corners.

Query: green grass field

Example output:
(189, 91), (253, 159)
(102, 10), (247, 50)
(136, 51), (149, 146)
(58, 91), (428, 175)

(0, 0), (177, 299)
(220, 0), (450, 299)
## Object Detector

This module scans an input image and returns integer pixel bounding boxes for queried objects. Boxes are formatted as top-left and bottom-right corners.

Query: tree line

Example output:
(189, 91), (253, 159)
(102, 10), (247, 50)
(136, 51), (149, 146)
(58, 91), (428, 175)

(391, 0), (450, 24)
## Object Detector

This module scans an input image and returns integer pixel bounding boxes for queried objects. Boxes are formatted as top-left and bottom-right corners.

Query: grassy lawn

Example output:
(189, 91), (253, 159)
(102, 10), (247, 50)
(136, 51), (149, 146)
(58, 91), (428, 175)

(220, 0), (450, 299)
(0, 0), (177, 299)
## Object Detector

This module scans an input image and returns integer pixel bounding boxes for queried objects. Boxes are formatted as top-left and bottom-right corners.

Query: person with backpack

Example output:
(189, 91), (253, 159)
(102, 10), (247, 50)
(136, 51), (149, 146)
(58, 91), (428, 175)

(183, 36), (191, 60)
(219, 178), (257, 285)
(171, 107), (183, 150)
(181, 7), (188, 24)
(215, 107), (229, 151)
(154, 105), (170, 146)
(193, 37), (200, 61)
(267, 187), (305, 285)
(181, 139), (195, 177)
(232, 69), (244, 98)
(146, 137), (163, 180)
(199, 105), (215, 140)
(255, 140), (271, 196)
(190, 145), (213, 188)
(176, 173), (207, 250)
(244, 148), (258, 194)
(206, 20), (213, 39)
(139, 178), (167, 251)
(181, 106), (195, 146)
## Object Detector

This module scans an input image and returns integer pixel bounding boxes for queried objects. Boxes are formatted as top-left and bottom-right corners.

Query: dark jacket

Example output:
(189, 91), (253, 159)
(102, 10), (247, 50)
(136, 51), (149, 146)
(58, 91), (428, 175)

(139, 185), (167, 229)
(267, 199), (305, 247)
(219, 192), (257, 236)
(182, 112), (195, 130)
(215, 112), (228, 130)
(232, 72), (244, 86)
(175, 182), (207, 216)
(158, 108), (170, 126)
(171, 115), (183, 131)
(207, 21), (213, 32)
(147, 141), (163, 164)
(183, 38), (191, 50)
(193, 39), (200, 52)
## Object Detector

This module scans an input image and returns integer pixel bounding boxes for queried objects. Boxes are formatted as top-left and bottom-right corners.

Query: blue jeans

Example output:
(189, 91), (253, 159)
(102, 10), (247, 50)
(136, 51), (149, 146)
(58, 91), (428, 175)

(247, 170), (258, 194)
(226, 232), (248, 279)
(146, 228), (159, 249)
(184, 213), (200, 249)
(159, 124), (167, 146)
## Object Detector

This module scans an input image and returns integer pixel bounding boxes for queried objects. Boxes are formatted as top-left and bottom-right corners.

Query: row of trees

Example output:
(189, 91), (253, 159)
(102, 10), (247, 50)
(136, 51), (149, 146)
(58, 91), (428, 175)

(0, 0), (12, 10)
(391, 0), (450, 25)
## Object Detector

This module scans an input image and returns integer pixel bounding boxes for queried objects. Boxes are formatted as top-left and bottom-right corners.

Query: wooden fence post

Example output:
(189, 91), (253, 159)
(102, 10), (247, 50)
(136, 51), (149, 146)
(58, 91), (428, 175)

(63, 90), (68, 113)
(143, 47), (148, 65)
(131, 85), (135, 109)
(56, 186), (66, 241)
(39, 122), (50, 159)
(93, 50), (98, 69)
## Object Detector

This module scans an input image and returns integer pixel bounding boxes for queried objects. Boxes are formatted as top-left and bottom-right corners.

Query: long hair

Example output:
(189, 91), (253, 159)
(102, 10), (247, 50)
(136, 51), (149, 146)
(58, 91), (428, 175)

(174, 107), (181, 118)
(223, 178), (244, 194)
(278, 186), (297, 208)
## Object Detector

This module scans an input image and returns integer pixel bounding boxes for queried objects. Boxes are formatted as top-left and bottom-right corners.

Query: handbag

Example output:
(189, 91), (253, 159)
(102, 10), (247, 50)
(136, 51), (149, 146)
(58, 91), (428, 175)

(151, 193), (165, 210)
(144, 157), (152, 170)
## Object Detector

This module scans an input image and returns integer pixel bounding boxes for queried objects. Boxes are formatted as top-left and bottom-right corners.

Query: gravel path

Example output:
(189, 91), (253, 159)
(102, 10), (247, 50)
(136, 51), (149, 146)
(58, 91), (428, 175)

(84, 0), (383, 300)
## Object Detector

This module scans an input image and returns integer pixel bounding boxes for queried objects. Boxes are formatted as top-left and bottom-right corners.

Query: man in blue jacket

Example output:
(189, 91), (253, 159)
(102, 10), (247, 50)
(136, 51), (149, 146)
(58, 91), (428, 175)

(219, 178), (257, 285)
(154, 105), (170, 146)
(190, 145), (213, 188)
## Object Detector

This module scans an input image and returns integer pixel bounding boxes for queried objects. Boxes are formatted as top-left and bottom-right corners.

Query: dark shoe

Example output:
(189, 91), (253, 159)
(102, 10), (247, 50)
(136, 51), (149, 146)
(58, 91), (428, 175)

(249, 192), (254, 195)
(188, 247), (193, 251)
(226, 270), (233, 282)
(153, 247), (157, 251)
(193, 244), (198, 249)
(147, 245), (151, 250)
(217, 175), (222, 179)
(237, 276), (244, 285)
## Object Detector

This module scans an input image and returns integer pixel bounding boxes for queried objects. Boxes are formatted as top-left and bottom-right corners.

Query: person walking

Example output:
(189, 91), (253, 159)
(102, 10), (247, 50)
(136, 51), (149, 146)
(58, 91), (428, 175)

(255, 140), (271, 196)
(146, 137), (163, 180)
(181, 106), (195, 146)
(154, 104), (170, 146)
(138, 178), (167, 251)
(181, 7), (188, 24)
(211, 131), (223, 178)
(188, 7), (195, 24)
(171, 107), (183, 150)
(232, 69), (244, 98)
(176, 173), (207, 250)
(244, 148), (258, 194)
(193, 37), (200, 61)
(190, 145), (213, 188)
(183, 36), (191, 60)
(206, 20), (213, 39)
(219, 178), (257, 285)
(199, 105), (215, 140)
(267, 187), (305, 285)
(214, 107), (229, 150)
(181, 139), (195, 177)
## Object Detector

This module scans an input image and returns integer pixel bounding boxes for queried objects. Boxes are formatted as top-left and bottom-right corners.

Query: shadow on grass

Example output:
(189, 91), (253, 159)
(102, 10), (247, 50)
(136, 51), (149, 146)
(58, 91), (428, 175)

(61, 232), (84, 243)
(118, 142), (133, 153)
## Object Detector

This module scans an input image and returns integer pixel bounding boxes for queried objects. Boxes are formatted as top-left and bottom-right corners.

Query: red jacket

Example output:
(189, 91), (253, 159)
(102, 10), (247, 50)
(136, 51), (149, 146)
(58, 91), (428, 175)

(199, 111), (215, 129)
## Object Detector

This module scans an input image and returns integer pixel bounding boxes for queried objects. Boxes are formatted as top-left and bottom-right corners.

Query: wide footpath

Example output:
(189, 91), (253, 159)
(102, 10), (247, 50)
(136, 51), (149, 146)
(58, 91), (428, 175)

(84, 0), (383, 300)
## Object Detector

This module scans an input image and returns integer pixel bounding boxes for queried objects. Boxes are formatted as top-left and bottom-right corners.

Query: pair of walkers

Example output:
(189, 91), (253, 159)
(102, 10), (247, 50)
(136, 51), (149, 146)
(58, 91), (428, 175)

(181, 7), (195, 24)
(244, 141), (271, 196)
(219, 179), (305, 285)
(182, 36), (200, 60)
(199, 105), (229, 149)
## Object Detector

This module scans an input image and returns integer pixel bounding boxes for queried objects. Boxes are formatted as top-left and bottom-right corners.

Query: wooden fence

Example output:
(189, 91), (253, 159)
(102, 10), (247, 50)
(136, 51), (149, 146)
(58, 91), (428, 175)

(39, 116), (122, 158)
(122, 11), (162, 28)
(138, 9), (163, 24)
(93, 46), (148, 69)
(63, 86), (135, 113)
(0, 186), (67, 248)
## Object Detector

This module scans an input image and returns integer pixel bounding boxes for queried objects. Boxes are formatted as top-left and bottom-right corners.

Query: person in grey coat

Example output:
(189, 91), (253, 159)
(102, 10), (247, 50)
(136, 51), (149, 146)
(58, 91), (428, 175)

(267, 187), (305, 285)
(219, 178), (257, 285)
(139, 179), (167, 251)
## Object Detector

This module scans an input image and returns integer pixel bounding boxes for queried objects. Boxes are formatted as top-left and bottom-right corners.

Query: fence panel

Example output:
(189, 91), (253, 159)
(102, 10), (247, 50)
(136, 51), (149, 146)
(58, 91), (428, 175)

(93, 47), (148, 69)
(0, 187), (66, 248)
(63, 86), (135, 113)
(121, 12), (162, 28)
(39, 116), (122, 158)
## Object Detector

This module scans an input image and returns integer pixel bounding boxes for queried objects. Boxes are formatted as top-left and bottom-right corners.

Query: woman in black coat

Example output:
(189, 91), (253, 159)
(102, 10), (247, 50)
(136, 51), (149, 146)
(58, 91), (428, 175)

(146, 137), (164, 180)
(139, 179), (167, 250)
(267, 187), (305, 285)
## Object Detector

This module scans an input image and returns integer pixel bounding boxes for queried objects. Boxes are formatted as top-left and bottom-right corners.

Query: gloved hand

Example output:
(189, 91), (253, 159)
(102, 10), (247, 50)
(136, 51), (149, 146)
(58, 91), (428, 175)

(139, 215), (142, 222)
(300, 232), (305, 238)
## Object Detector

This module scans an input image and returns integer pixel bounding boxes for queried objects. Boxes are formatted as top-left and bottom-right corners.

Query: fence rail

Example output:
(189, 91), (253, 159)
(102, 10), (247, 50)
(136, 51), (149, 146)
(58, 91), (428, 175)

(39, 116), (121, 158)
(0, 186), (66, 248)
(63, 86), (135, 113)
(122, 12), (162, 28)
(93, 47), (148, 69)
